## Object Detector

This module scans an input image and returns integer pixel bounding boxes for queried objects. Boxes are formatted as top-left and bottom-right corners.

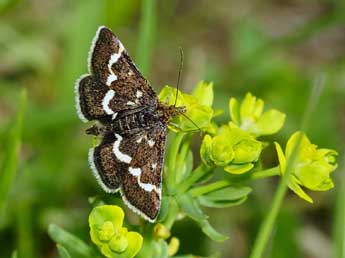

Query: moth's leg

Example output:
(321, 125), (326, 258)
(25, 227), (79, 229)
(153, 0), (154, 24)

(86, 124), (101, 136)
(168, 123), (202, 134)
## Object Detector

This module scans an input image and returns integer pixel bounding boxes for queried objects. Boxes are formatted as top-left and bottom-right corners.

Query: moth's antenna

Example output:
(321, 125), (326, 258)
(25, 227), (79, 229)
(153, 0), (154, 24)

(174, 47), (184, 107)
(181, 113), (202, 132)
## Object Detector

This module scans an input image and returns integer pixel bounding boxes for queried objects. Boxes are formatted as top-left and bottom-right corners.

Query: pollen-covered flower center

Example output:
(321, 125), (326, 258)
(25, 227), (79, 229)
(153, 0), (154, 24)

(98, 221), (116, 241)
(109, 234), (129, 253)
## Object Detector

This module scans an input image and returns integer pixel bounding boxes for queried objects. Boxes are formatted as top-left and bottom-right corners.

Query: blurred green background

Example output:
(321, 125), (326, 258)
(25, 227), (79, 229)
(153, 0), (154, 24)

(0, 0), (344, 257)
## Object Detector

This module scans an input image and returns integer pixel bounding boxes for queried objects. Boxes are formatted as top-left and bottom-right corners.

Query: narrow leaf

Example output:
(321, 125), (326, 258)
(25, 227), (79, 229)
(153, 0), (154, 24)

(198, 196), (248, 208)
(48, 224), (99, 258)
(201, 186), (252, 201)
(0, 89), (26, 216)
(176, 193), (207, 221)
(57, 244), (72, 258)
(199, 219), (228, 242)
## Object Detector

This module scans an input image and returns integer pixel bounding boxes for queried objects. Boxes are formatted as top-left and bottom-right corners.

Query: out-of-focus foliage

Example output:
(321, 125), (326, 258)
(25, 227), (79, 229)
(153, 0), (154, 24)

(0, 0), (344, 258)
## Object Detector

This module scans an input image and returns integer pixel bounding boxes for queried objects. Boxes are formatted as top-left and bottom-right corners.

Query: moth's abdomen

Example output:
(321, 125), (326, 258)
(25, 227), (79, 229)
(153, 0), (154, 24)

(111, 109), (156, 134)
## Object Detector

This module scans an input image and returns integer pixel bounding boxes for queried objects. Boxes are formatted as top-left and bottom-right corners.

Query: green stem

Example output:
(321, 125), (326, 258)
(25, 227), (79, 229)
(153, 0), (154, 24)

(0, 89), (26, 217)
(137, 223), (154, 258)
(248, 175), (291, 258)
(249, 76), (323, 258)
(176, 164), (213, 194)
(175, 135), (191, 184)
(249, 166), (280, 180)
(136, 0), (156, 76)
(166, 133), (185, 192)
(163, 199), (179, 230)
(190, 166), (280, 197)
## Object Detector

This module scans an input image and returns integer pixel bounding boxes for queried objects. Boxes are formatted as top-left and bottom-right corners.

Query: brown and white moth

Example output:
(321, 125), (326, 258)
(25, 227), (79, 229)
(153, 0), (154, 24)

(75, 26), (185, 222)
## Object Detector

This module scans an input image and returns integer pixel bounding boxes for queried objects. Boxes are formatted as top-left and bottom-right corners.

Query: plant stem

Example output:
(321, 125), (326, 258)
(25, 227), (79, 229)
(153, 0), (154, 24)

(190, 167), (280, 197)
(137, 223), (154, 258)
(0, 89), (26, 217)
(249, 75), (324, 258)
(163, 199), (179, 230)
(166, 133), (185, 193)
(175, 135), (191, 183)
(248, 173), (291, 258)
(176, 164), (213, 194)
(249, 166), (280, 180)
(333, 154), (345, 258)
(136, 0), (156, 76)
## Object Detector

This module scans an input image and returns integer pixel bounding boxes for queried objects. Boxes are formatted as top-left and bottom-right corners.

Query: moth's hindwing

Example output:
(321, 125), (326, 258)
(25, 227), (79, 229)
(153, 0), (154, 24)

(89, 124), (167, 222)
(75, 26), (157, 123)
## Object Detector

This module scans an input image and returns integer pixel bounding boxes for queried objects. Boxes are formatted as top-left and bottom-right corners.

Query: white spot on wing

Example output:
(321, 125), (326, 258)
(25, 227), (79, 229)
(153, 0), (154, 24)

(106, 74), (118, 86)
(113, 133), (132, 163)
(106, 41), (125, 86)
(127, 101), (136, 106)
(152, 163), (157, 169)
(129, 167), (160, 193)
(102, 90), (116, 115)
(74, 74), (89, 123)
(136, 136), (143, 143)
(88, 148), (119, 193)
(136, 90), (143, 98)
(148, 139), (155, 147)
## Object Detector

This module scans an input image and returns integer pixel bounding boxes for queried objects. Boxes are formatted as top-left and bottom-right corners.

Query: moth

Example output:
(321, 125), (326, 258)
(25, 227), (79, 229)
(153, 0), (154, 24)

(75, 26), (185, 222)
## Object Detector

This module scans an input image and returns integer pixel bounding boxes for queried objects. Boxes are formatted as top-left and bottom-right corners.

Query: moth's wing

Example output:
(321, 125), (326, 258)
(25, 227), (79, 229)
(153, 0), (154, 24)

(75, 26), (157, 123)
(75, 74), (110, 122)
(89, 133), (122, 192)
(119, 124), (167, 222)
(88, 123), (167, 222)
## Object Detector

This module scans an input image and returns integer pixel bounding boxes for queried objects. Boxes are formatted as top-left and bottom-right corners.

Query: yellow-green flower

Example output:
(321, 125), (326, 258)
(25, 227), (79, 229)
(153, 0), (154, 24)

(275, 131), (338, 203)
(200, 125), (262, 174)
(89, 205), (143, 258)
(168, 237), (180, 257)
(229, 92), (286, 136)
(158, 81), (214, 131)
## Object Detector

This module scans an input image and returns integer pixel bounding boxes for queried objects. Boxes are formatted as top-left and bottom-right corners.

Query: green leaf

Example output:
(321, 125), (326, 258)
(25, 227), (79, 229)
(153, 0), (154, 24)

(48, 224), (100, 258)
(199, 219), (228, 242)
(152, 239), (169, 258)
(198, 196), (248, 208)
(0, 89), (26, 216)
(57, 245), (72, 258)
(201, 185), (252, 200)
(176, 193), (207, 221)
(198, 186), (251, 208)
